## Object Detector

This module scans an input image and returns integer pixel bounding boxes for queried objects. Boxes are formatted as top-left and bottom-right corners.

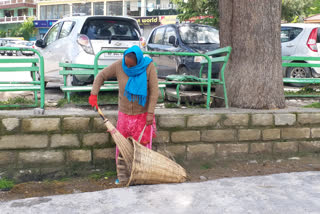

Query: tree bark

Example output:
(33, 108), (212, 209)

(217, 0), (285, 109)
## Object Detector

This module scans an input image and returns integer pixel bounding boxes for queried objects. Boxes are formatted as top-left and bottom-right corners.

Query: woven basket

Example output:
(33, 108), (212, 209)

(121, 137), (187, 186)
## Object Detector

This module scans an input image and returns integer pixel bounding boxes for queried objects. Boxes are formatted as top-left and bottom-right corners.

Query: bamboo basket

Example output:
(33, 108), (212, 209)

(97, 108), (187, 185)
(118, 137), (187, 186)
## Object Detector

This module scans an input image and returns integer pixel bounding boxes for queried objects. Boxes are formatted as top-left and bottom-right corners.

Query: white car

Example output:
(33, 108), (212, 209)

(35, 15), (144, 85)
(281, 23), (320, 86)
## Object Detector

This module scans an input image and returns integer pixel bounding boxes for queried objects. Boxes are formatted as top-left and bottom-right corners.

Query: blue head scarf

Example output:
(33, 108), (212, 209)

(122, 45), (152, 107)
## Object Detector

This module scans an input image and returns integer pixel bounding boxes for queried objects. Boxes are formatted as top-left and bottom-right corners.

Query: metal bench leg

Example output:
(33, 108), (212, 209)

(222, 82), (228, 108)
(199, 65), (204, 95)
(159, 87), (165, 102)
(67, 92), (71, 103)
(176, 84), (181, 106)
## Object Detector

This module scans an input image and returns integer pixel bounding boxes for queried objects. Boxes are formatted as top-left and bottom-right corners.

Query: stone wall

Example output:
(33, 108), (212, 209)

(1, 111), (320, 181)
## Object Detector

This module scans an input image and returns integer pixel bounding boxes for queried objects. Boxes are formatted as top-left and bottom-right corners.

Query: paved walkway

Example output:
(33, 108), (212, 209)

(0, 171), (319, 214)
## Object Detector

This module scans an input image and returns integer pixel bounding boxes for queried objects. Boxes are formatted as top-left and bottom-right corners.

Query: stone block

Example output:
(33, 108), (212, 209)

(63, 117), (90, 131)
(216, 144), (248, 157)
(238, 129), (261, 141)
(187, 115), (220, 127)
(298, 113), (320, 125)
(274, 114), (296, 126)
(171, 131), (200, 143)
(250, 143), (272, 154)
(158, 145), (186, 157)
(51, 134), (80, 148)
(22, 118), (60, 132)
(187, 144), (215, 160)
(0, 151), (16, 165)
(19, 151), (64, 163)
(299, 141), (320, 153)
(201, 130), (236, 142)
(0, 135), (48, 149)
(262, 129), (281, 140)
(274, 142), (298, 153)
(311, 128), (320, 138)
(2, 118), (19, 131)
(282, 128), (310, 139)
(93, 148), (115, 160)
(93, 116), (117, 131)
(68, 150), (91, 162)
(158, 115), (185, 128)
(252, 114), (273, 126)
(83, 133), (109, 146)
(223, 114), (249, 126)
(153, 131), (170, 143)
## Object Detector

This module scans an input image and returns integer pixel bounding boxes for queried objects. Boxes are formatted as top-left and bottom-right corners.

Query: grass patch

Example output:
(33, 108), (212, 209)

(57, 92), (118, 107)
(285, 85), (320, 96)
(303, 102), (320, 108)
(200, 163), (212, 170)
(0, 178), (14, 191)
(88, 171), (117, 180)
(0, 97), (34, 105)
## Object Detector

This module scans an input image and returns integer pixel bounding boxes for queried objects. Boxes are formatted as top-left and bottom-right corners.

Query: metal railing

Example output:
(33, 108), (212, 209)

(0, 0), (36, 5)
(0, 15), (35, 23)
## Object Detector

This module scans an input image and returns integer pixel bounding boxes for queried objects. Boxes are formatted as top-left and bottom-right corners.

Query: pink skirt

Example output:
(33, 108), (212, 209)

(115, 111), (156, 163)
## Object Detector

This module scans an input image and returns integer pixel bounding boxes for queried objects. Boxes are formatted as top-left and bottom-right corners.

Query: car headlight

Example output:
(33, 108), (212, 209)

(194, 56), (204, 63)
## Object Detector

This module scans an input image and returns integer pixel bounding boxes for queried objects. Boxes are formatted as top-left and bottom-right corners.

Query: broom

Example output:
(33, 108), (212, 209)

(96, 107), (133, 172)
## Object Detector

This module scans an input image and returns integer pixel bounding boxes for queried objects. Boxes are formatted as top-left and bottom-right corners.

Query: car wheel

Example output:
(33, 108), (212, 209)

(7, 52), (12, 56)
(178, 66), (193, 91)
(286, 67), (311, 87)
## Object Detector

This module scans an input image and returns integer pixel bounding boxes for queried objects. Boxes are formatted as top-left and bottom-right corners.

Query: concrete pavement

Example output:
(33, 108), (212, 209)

(0, 171), (319, 214)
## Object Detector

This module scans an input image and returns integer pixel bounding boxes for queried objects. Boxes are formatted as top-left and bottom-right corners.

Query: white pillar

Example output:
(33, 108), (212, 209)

(104, 1), (106, 15)
(141, 0), (146, 16)
(122, 0), (126, 16)
(70, 3), (73, 16)
(37, 4), (40, 19)
(91, 2), (94, 15)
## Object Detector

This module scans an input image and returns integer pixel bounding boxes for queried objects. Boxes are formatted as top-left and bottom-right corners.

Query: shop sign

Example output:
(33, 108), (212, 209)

(48, 20), (58, 27)
(33, 20), (48, 28)
(136, 16), (160, 26)
(160, 15), (178, 25)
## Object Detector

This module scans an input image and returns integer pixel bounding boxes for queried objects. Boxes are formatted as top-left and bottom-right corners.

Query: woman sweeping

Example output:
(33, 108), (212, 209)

(88, 45), (159, 183)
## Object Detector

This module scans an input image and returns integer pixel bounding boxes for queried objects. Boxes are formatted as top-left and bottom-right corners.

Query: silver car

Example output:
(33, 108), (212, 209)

(35, 15), (144, 85)
(281, 23), (320, 85)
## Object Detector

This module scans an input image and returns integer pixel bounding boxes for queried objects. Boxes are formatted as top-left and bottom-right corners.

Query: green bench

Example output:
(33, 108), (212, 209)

(282, 56), (320, 97)
(163, 46), (232, 108)
(94, 49), (232, 109)
(0, 47), (45, 110)
(59, 62), (166, 103)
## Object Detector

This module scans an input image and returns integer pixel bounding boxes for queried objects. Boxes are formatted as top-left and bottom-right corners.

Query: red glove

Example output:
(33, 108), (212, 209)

(88, 94), (98, 109)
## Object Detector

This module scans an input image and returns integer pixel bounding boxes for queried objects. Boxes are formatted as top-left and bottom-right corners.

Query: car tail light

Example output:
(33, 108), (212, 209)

(77, 34), (94, 55)
(307, 28), (318, 52)
(139, 37), (146, 47)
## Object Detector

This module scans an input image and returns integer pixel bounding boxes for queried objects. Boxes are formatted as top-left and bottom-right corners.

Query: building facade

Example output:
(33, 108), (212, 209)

(0, 0), (36, 35)
(35, 0), (178, 37)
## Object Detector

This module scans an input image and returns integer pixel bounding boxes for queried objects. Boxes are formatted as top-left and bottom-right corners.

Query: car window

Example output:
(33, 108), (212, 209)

(163, 27), (176, 46)
(281, 27), (303, 43)
(81, 19), (139, 40)
(179, 25), (219, 44)
(150, 27), (165, 44)
(59, 21), (74, 39)
(45, 22), (62, 45)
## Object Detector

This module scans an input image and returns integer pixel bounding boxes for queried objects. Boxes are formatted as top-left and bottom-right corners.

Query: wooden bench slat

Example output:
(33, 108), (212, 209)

(0, 85), (41, 91)
(59, 63), (107, 69)
(59, 70), (95, 75)
(200, 56), (227, 64)
(0, 58), (39, 63)
(0, 67), (39, 72)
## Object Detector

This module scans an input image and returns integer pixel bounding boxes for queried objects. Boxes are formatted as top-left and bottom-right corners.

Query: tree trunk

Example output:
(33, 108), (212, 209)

(217, 0), (285, 109)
